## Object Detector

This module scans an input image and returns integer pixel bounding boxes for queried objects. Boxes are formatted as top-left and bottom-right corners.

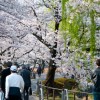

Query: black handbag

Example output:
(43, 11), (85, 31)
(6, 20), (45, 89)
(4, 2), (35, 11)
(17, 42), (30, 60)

(28, 87), (32, 95)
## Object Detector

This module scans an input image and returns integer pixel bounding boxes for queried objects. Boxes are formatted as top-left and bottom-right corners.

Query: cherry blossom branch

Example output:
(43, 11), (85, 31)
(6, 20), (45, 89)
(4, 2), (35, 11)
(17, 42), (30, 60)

(0, 46), (12, 55)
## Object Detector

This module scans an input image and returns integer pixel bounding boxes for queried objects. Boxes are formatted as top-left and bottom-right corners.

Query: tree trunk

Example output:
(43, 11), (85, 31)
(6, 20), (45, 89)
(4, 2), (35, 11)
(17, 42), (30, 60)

(45, 17), (60, 87)
(45, 59), (56, 87)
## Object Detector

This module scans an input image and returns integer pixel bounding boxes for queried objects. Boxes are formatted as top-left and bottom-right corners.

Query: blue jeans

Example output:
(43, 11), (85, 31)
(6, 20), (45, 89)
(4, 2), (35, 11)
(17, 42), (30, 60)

(93, 92), (100, 100)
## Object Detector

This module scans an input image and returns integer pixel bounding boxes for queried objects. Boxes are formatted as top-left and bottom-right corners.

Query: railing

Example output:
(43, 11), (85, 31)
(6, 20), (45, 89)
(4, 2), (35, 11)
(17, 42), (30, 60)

(37, 82), (93, 100)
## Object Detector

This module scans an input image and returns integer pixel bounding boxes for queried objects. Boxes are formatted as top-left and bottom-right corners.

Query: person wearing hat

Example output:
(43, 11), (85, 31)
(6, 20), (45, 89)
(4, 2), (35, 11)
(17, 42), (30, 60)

(5, 65), (24, 100)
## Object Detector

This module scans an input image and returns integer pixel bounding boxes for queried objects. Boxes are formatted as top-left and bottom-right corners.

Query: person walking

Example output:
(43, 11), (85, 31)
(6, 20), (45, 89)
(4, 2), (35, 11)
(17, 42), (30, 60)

(20, 66), (31, 100)
(91, 59), (100, 100)
(5, 65), (24, 100)
(30, 66), (36, 79)
(1, 61), (12, 95)
(0, 63), (2, 87)
(37, 65), (42, 77)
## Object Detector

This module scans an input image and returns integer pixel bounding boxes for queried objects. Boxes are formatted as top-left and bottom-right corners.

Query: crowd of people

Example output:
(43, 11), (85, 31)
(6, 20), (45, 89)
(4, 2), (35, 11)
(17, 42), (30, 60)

(0, 61), (32, 100)
(0, 59), (100, 100)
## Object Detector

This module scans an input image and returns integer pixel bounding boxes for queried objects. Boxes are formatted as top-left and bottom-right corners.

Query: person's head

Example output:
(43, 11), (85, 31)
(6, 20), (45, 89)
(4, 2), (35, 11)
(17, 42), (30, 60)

(13, 62), (19, 68)
(22, 64), (26, 69)
(6, 61), (12, 68)
(96, 59), (100, 67)
(3, 61), (7, 68)
(10, 65), (17, 73)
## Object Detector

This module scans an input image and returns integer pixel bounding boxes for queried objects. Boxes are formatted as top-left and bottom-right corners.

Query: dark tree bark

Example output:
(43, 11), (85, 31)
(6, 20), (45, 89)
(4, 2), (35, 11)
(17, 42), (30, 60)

(45, 20), (60, 87)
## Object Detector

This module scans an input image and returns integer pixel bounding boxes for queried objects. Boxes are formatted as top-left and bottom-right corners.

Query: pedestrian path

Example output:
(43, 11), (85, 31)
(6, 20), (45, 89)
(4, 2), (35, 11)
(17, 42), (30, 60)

(29, 95), (39, 100)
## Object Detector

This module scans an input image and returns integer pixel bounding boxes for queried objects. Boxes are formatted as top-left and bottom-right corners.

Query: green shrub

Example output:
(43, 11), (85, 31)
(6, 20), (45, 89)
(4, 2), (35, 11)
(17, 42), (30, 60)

(41, 78), (78, 97)
(42, 77), (78, 90)
(54, 78), (78, 90)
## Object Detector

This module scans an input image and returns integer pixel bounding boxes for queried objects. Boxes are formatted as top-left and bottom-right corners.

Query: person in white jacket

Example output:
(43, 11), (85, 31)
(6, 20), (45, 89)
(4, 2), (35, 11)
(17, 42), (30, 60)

(5, 65), (24, 100)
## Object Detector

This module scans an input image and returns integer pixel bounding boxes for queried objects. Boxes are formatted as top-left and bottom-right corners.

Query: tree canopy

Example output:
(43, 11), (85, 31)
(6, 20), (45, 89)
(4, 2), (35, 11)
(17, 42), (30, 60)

(0, 0), (100, 87)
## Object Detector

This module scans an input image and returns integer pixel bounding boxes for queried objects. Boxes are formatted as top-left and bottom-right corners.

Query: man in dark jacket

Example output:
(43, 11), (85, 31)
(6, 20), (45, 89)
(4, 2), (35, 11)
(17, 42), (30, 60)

(1, 61), (12, 95)
(20, 66), (31, 100)
(91, 59), (100, 100)
(37, 65), (42, 77)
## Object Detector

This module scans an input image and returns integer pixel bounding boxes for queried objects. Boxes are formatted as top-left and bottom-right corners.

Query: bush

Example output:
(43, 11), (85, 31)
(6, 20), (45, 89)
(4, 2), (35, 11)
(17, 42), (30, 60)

(54, 78), (78, 90)
(42, 77), (78, 90)
(42, 78), (78, 97)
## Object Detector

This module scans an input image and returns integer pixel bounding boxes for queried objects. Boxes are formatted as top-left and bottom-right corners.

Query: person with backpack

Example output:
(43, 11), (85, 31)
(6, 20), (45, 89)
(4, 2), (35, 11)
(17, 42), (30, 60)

(91, 59), (100, 100)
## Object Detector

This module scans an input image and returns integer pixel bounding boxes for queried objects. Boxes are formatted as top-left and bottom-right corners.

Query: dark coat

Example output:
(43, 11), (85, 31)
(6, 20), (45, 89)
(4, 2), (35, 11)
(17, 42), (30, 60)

(20, 69), (31, 87)
(92, 67), (100, 92)
(37, 66), (42, 74)
(1, 68), (11, 93)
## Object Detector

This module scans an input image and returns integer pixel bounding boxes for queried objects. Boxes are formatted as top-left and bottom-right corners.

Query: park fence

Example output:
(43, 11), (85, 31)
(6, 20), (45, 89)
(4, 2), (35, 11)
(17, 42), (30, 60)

(37, 82), (93, 100)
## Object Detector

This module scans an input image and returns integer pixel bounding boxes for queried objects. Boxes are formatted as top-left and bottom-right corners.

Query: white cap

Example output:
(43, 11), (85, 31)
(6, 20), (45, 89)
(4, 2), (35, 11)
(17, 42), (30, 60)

(10, 65), (17, 71)
(30, 66), (33, 68)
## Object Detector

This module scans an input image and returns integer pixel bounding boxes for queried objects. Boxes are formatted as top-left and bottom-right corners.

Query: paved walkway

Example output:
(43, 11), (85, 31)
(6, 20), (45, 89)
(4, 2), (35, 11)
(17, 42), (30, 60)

(29, 95), (39, 100)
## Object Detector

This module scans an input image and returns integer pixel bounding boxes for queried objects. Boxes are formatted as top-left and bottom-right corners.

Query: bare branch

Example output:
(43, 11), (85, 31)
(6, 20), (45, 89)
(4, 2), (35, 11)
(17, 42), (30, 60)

(32, 32), (51, 49)
(15, 48), (34, 60)
(42, 0), (51, 8)
(0, 46), (12, 55)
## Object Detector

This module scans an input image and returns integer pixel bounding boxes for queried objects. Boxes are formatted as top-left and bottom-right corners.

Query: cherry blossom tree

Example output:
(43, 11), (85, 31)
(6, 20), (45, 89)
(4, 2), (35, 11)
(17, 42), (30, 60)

(0, 0), (100, 88)
(0, 0), (50, 63)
